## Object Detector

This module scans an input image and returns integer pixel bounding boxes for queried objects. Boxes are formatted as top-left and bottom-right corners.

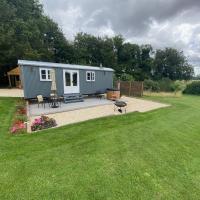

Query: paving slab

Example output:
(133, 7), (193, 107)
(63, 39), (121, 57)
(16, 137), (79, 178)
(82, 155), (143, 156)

(29, 98), (113, 116)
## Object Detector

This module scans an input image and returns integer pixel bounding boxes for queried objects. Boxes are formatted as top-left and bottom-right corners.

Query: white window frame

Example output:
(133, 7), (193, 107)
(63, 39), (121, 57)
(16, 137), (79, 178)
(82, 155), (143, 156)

(86, 71), (95, 82)
(39, 68), (51, 81)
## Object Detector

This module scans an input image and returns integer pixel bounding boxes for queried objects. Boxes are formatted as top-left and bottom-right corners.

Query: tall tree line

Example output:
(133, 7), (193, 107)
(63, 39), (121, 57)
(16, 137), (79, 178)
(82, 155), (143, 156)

(73, 33), (193, 81)
(0, 0), (194, 85)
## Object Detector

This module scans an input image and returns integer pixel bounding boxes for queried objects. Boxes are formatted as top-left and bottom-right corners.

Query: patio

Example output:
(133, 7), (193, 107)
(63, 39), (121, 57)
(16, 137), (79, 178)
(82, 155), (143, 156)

(28, 97), (113, 116)
(0, 89), (24, 97)
(27, 96), (169, 132)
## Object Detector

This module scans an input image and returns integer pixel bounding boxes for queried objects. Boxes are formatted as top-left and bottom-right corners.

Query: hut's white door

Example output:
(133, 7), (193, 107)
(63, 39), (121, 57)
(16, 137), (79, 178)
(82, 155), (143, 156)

(63, 70), (80, 94)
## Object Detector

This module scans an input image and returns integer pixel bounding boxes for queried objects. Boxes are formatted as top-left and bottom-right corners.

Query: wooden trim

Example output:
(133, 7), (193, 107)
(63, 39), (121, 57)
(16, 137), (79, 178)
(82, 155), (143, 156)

(8, 75), (11, 87)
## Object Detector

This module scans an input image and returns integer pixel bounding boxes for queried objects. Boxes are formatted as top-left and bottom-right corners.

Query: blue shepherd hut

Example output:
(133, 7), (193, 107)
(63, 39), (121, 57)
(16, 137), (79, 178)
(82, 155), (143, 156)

(18, 60), (114, 101)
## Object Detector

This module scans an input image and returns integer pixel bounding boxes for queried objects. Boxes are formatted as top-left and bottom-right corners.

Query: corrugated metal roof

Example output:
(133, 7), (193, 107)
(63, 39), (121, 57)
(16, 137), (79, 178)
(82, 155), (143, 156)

(18, 60), (114, 72)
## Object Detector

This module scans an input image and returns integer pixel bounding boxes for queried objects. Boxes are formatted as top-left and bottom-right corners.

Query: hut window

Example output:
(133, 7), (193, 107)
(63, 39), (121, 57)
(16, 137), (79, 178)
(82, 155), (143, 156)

(39, 68), (51, 81)
(86, 71), (95, 82)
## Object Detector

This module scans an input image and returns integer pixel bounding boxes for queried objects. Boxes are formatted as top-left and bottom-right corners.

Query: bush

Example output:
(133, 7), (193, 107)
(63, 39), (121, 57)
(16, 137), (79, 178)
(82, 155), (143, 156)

(144, 78), (187, 93)
(144, 79), (160, 92)
(31, 115), (57, 132)
(10, 100), (27, 134)
(16, 106), (26, 115)
(158, 78), (174, 92)
(16, 100), (26, 115)
(121, 73), (134, 81)
(171, 80), (186, 94)
(10, 120), (26, 134)
(183, 81), (200, 95)
(15, 114), (27, 122)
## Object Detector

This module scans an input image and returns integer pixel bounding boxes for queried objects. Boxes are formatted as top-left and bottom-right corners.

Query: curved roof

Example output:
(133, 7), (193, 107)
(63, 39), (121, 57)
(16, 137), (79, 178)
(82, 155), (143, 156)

(18, 60), (114, 72)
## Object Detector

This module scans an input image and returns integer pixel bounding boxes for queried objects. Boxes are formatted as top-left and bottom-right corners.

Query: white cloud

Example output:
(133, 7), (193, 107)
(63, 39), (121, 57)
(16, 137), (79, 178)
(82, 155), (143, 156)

(40, 0), (200, 68)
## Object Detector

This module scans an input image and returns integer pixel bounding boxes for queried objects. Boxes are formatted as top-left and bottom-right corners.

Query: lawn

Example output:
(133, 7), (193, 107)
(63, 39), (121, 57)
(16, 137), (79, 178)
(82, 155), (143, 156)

(0, 96), (199, 199)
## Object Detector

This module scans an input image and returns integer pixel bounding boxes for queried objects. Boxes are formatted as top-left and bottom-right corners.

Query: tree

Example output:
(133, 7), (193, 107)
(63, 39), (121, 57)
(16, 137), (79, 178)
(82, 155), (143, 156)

(0, 0), (73, 84)
(153, 48), (194, 80)
(118, 42), (140, 79)
(118, 43), (153, 81)
(74, 33), (102, 66)
(100, 36), (117, 68)
(139, 45), (154, 80)
(73, 33), (118, 70)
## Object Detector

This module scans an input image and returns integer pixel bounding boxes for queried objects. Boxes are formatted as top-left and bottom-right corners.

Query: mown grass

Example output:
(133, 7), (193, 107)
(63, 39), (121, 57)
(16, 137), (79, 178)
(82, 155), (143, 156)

(0, 95), (199, 199)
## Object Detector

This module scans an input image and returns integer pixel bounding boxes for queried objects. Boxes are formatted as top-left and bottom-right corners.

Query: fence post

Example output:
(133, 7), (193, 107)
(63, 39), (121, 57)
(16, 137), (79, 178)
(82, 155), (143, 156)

(141, 82), (144, 96)
(117, 81), (121, 90)
(129, 81), (131, 96)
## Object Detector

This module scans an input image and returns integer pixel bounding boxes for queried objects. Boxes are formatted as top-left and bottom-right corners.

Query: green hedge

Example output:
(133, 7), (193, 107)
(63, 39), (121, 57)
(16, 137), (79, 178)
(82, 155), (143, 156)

(183, 81), (200, 95)
(144, 79), (160, 92)
(158, 78), (174, 92)
(144, 78), (175, 92)
(144, 79), (186, 93)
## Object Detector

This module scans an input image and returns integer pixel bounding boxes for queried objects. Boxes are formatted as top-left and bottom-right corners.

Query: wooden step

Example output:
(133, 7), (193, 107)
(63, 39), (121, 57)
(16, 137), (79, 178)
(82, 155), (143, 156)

(63, 93), (84, 104)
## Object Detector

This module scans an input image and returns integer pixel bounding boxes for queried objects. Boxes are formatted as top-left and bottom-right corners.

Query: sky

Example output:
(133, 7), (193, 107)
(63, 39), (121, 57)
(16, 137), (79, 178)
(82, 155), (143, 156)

(41, 0), (200, 74)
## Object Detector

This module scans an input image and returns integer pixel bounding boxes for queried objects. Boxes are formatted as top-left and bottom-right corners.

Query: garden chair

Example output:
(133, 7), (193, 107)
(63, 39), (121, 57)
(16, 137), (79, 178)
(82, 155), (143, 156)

(37, 95), (45, 108)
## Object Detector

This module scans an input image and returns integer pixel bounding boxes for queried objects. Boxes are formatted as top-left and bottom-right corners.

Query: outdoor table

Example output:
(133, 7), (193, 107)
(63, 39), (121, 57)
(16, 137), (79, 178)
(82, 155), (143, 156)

(96, 94), (105, 100)
(49, 96), (59, 108)
(114, 100), (127, 113)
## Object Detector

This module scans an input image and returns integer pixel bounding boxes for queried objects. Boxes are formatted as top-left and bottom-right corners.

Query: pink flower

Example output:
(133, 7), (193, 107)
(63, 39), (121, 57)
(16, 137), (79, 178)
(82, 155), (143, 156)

(11, 126), (17, 133)
(34, 117), (42, 124)
(19, 123), (25, 129)
(10, 121), (26, 134)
